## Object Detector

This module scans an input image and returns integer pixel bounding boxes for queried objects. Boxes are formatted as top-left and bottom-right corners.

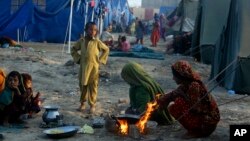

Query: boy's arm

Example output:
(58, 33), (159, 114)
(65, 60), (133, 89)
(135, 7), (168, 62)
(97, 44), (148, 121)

(98, 41), (109, 64)
(71, 40), (82, 64)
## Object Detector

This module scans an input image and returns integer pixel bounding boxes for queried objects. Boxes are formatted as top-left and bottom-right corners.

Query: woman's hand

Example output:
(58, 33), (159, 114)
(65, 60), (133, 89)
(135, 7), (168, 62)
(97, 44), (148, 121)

(167, 102), (175, 110)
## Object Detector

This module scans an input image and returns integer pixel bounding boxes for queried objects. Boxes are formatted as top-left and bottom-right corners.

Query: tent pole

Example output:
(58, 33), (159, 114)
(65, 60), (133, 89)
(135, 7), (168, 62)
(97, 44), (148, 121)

(100, 16), (103, 35)
(68, 0), (74, 53)
(84, 1), (89, 36)
(17, 29), (20, 44)
(91, 7), (94, 22)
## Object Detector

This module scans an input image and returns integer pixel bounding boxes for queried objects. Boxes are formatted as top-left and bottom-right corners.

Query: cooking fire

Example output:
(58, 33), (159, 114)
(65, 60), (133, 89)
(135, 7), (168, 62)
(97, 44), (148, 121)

(116, 100), (158, 135)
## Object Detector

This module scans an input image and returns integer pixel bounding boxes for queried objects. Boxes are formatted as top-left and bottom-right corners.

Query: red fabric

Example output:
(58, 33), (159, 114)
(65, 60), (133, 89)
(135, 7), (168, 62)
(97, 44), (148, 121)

(90, 0), (95, 7)
(121, 41), (131, 52)
(158, 60), (220, 136)
(172, 60), (201, 81)
(166, 82), (220, 135)
(103, 40), (113, 47)
(169, 97), (202, 130)
(150, 26), (160, 46)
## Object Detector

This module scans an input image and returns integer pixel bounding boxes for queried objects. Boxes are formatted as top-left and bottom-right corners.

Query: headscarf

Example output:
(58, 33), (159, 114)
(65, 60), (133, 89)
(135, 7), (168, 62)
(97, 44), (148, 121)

(0, 68), (6, 94)
(171, 60), (201, 82)
(121, 62), (164, 99)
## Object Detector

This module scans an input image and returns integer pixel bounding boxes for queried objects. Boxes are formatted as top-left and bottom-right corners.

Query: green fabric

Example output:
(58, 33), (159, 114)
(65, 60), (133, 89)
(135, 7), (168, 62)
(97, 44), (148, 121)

(0, 87), (13, 106)
(121, 62), (164, 98)
(129, 86), (151, 113)
(121, 62), (174, 124)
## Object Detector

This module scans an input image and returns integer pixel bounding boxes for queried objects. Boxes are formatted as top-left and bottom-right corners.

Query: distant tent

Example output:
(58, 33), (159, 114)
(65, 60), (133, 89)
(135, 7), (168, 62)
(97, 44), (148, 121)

(167, 0), (198, 33)
(192, 0), (250, 94)
(159, 6), (175, 16)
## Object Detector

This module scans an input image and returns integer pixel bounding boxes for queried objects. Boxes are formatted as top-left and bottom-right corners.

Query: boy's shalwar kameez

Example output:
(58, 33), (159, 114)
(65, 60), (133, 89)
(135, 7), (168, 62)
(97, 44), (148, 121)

(71, 37), (109, 107)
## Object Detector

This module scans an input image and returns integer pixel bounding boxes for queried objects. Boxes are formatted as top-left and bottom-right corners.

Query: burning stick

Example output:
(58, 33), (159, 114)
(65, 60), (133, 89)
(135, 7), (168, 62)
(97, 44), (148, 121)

(115, 94), (161, 135)
(135, 100), (158, 133)
(117, 119), (129, 135)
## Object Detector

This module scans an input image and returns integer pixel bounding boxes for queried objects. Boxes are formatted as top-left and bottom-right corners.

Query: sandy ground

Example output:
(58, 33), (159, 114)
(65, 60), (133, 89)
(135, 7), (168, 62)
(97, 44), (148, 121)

(0, 35), (249, 141)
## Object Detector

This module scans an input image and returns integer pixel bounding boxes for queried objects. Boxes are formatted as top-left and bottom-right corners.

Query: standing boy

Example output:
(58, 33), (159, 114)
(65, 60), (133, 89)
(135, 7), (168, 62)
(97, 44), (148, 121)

(71, 22), (109, 114)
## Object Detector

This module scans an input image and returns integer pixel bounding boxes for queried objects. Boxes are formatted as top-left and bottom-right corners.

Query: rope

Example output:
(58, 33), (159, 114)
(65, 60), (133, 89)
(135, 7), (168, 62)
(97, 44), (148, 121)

(218, 95), (249, 106)
(172, 56), (243, 123)
(206, 57), (238, 87)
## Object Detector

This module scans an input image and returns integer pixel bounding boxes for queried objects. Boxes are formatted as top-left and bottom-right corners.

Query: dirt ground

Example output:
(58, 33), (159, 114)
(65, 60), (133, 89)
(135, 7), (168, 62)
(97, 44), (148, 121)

(0, 35), (249, 141)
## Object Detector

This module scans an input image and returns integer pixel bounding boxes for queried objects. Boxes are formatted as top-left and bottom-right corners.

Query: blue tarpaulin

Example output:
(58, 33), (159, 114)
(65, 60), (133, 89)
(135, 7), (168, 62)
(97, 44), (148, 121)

(159, 6), (175, 15)
(0, 0), (132, 43)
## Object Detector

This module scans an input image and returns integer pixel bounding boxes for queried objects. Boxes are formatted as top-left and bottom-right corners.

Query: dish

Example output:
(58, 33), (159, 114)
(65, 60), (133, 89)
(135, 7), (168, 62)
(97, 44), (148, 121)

(43, 126), (80, 139)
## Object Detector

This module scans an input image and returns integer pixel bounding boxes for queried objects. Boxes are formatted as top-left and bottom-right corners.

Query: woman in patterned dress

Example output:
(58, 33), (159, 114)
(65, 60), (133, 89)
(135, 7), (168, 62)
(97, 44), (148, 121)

(158, 60), (220, 138)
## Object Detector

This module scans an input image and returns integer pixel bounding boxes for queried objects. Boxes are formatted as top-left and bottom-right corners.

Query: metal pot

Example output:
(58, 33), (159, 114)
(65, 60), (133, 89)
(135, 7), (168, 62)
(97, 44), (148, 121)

(113, 114), (141, 124)
(42, 105), (61, 124)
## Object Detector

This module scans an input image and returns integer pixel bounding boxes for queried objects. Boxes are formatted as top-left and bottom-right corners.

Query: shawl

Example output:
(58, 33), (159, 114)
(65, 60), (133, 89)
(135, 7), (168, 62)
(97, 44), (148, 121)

(121, 62), (164, 99)
(0, 68), (6, 94)
(121, 62), (174, 125)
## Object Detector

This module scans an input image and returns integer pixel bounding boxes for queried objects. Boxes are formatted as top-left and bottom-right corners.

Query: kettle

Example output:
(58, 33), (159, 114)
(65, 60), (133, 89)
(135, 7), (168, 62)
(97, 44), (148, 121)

(42, 105), (62, 124)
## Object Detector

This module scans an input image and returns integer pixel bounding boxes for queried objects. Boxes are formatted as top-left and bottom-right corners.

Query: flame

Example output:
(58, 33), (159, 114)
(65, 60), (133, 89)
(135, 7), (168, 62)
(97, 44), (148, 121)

(117, 119), (129, 135)
(117, 94), (160, 135)
(136, 100), (158, 133)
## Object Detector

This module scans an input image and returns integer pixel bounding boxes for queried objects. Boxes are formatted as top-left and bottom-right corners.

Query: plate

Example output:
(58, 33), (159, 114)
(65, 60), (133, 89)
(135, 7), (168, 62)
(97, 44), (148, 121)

(43, 126), (80, 139)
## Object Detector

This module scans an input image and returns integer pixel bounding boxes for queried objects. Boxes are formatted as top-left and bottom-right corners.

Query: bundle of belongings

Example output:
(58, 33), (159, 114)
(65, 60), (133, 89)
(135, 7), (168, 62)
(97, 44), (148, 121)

(0, 36), (23, 48)
(109, 44), (165, 60)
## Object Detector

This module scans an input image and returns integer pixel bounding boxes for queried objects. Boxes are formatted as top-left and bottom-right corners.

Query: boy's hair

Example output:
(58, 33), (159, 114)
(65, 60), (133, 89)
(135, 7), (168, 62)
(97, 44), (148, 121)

(22, 73), (32, 83)
(84, 22), (97, 32)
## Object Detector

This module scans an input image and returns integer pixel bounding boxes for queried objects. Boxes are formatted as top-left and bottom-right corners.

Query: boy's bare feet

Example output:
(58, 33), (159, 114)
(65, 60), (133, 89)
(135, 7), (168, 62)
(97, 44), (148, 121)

(77, 103), (86, 112)
(89, 106), (96, 114)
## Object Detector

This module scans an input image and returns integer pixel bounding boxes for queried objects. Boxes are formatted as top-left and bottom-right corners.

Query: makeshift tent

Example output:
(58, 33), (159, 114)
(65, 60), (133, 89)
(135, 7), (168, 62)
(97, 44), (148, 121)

(192, 0), (250, 94)
(167, 0), (198, 33)
(0, 0), (132, 43)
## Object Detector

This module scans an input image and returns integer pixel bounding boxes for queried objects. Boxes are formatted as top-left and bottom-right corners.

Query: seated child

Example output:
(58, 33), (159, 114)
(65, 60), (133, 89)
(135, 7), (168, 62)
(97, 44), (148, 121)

(21, 73), (41, 118)
(0, 71), (26, 126)
(120, 36), (131, 52)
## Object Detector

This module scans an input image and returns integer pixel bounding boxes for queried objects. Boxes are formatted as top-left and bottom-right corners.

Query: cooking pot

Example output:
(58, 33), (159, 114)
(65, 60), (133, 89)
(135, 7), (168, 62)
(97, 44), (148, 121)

(42, 105), (62, 124)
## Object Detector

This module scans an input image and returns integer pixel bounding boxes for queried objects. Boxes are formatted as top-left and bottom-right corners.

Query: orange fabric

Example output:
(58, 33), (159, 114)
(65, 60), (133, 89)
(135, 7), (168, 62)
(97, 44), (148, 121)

(0, 68), (6, 94)
(150, 26), (160, 46)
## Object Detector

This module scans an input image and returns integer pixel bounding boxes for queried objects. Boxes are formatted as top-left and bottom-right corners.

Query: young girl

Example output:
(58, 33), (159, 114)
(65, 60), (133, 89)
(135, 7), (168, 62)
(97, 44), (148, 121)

(0, 71), (26, 126)
(120, 36), (131, 52)
(71, 22), (109, 114)
(21, 73), (41, 118)
(150, 22), (160, 47)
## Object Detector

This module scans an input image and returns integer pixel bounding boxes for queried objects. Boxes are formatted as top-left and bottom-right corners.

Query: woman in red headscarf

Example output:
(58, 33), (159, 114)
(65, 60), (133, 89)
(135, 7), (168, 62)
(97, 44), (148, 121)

(158, 60), (220, 138)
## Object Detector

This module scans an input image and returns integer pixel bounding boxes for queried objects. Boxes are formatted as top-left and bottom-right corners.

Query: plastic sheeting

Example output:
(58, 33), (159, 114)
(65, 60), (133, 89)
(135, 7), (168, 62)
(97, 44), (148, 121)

(193, 0), (250, 94)
(0, 0), (132, 43)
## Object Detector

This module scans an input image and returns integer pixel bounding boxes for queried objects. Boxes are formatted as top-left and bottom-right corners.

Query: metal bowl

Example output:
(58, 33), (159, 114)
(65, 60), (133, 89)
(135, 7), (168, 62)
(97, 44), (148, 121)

(43, 126), (80, 139)
(43, 105), (60, 110)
